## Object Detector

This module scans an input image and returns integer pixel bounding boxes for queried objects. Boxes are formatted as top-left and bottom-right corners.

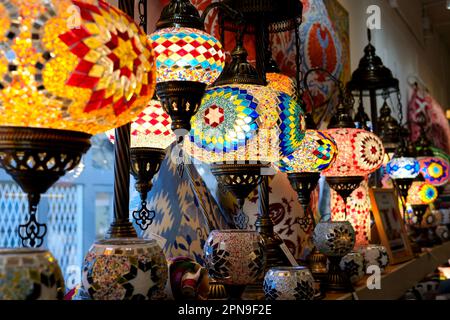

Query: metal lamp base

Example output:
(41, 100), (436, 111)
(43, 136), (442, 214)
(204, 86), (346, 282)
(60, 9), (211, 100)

(326, 176), (364, 203)
(0, 126), (91, 247)
(156, 81), (207, 133)
(107, 221), (138, 239)
(325, 256), (353, 293)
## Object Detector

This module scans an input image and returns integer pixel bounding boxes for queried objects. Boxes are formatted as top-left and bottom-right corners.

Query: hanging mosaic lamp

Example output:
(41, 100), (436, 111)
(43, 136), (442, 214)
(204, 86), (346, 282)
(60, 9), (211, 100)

(184, 40), (305, 230)
(277, 114), (338, 232)
(407, 181), (438, 206)
(386, 157), (421, 180)
(0, 0), (156, 247)
(107, 99), (176, 230)
(322, 99), (385, 207)
(418, 157), (450, 187)
(149, 0), (226, 133)
(265, 54), (297, 100)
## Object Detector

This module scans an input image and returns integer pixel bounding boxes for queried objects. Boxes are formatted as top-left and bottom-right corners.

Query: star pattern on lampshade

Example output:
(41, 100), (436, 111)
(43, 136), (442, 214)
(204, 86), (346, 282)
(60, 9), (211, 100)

(419, 157), (450, 186)
(59, 0), (154, 116)
(204, 105), (225, 128)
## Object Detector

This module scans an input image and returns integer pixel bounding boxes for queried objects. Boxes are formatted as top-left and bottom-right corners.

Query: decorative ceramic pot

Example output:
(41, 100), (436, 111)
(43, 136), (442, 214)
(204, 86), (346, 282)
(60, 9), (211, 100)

(313, 221), (356, 257)
(204, 230), (265, 299)
(263, 266), (315, 300)
(357, 245), (390, 273)
(339, 252), (365, 284)
(82, 238), (168, 300)
(0, 249), (65, 300)
(168, 256), (210, 300)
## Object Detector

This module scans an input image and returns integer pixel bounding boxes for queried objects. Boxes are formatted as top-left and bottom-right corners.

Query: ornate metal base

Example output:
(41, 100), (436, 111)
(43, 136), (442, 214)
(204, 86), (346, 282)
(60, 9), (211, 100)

(326, 176), (364, 204)
(130, 148), (166, 231)
(208, 280), (229, 300)
(306, 247), (328, 300)
(410, 205), (431, 248)
(0, 127), (91, 247)
(395, 178), (414, 201)
(288, 172), (321, 232)
(107, 221), (138, 239)
(156, 81), (207, 133)
(210, 162), (268, 229)
(325, 256), (353, 293)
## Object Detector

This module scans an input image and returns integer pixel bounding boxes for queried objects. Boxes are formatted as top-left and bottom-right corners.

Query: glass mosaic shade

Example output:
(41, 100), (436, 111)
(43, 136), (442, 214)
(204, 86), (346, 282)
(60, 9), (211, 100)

(266, 73), (297, 100)
(107, 99), (176, 150)
(386, 157), (420, 180)
(149, 27), (225, 85)
(322, 128), (385, 177)
(418, 157), (450, 187)
(407, 181), (438, 205)
(184, 85), (306, 163)
(0, 0), (156, 135)
(277, 130), (338, 173)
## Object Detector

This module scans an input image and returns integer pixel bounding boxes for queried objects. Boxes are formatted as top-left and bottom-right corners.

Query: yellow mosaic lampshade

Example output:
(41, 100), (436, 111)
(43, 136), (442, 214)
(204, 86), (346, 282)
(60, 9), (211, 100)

(107, 99), (176, 150)
(407, 181), (438, 205)
(266, 73), (297, 100)
(0, 0), (156, 135)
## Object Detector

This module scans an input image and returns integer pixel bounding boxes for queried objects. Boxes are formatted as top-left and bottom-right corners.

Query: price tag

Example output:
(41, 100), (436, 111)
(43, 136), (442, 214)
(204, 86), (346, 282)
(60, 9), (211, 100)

(279, 243), (299, 267)
(146, 233), (167, 248)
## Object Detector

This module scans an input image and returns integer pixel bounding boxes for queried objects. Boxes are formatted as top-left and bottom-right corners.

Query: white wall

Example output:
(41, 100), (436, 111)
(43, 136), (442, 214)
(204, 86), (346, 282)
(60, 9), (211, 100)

(338, 0), (450, 113)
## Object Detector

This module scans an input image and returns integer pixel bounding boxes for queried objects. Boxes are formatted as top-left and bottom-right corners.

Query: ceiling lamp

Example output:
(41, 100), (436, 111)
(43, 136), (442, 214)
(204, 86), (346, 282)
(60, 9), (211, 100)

(265, 54), (297, 100)
(277, 114), (338, 231)
(0, 0), (156, 247)
(185, 39), (305, 240)
(149, 0), (226, 133)
(107, 99), (176, 230)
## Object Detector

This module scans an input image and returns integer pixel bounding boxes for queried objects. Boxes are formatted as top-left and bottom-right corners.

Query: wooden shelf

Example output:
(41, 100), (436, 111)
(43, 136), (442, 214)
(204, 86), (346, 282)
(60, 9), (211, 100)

(326, 242), (450, 300)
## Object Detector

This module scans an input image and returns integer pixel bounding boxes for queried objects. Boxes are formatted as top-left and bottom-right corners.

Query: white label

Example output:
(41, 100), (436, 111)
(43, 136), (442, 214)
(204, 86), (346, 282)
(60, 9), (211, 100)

(146, 232), (167, 248)
(279, 243), (299, 267)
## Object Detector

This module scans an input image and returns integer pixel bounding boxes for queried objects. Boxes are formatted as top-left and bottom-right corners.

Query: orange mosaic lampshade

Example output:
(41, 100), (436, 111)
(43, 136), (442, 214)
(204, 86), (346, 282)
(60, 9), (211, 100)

(0, 0), (156, 135)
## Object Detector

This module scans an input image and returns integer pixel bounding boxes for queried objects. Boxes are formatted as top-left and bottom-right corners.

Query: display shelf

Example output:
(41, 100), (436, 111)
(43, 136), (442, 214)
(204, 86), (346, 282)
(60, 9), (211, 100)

(326, 242), (450, 300)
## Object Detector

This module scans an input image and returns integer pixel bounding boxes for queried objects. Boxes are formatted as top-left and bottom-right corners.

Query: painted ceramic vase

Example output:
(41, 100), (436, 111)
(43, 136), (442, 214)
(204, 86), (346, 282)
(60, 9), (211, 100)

(204, 230), (265, 286)
(312, 221), (356, 257)
(0, 249), (65, 300)
(263, 266), (315, 300)
(339, 252), (365, 284)
(168, 256), (210, 300)
(82, 238), (168, 300)
(357, 245), (390, 273)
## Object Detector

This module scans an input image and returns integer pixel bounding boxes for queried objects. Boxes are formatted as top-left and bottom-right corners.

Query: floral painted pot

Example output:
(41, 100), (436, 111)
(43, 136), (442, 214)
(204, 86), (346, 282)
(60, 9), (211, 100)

(0, 249), (65, 300)
(203, 230), (265, 286)
(339, 252), (365, 284)
(357, 245), (390, 273)
(263, 266), (315, 300)
(313, 221), (356, 257)
(82, 238), (168, 300)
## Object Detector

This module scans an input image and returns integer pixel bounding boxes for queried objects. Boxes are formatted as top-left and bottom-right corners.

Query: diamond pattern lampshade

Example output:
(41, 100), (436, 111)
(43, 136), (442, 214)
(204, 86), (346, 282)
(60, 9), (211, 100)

(386, 157), (420, 180)
(266, 73), (297, 100)
(0, 0), (156, 135)
(322, 129), (385, 177)
(150, 27), (225, 85)
(407, 181), (438, 205)
(418, 157), (450, 187)
(107, 100), (176, 150)
(277, 130), (338, 173)
(184, 85), (306, 163)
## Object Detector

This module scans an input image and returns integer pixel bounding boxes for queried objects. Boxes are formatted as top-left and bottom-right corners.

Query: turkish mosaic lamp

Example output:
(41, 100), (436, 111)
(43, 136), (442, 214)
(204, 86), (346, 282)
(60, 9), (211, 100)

(149, 0), (226, 133)
(386, 157), (420, 180)
(107, 99), (176, 230)
(418, 156), (450, 187)
(0, 0), (156, 247)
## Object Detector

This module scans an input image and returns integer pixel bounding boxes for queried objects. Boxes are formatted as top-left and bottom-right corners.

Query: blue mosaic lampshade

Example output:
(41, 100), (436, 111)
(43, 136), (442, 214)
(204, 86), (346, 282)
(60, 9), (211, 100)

(184, 84), (306, 163)
(386, 157), (420, 180)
